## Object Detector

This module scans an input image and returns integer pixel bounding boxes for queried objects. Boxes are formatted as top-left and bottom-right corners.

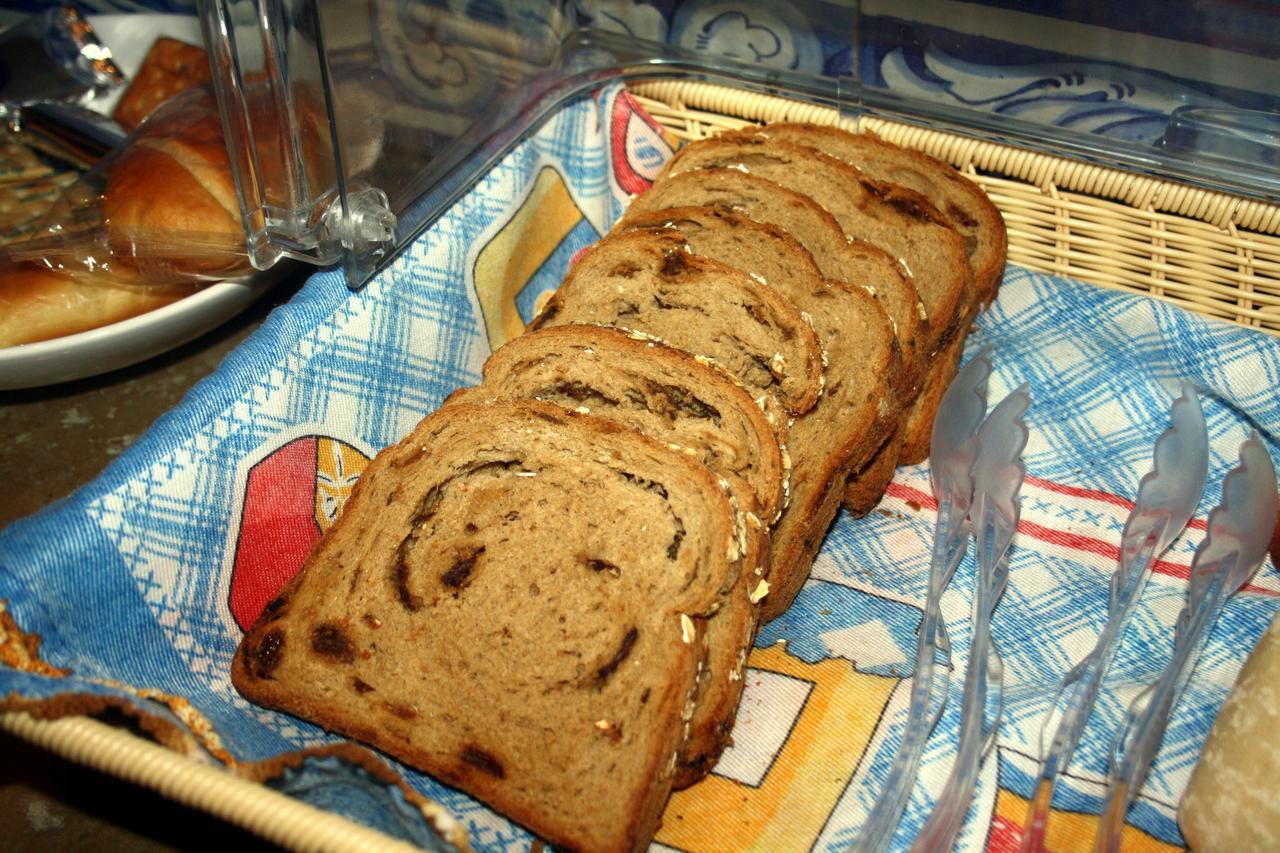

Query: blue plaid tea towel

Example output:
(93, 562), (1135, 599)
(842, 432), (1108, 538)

(3, 83), (1280, 852)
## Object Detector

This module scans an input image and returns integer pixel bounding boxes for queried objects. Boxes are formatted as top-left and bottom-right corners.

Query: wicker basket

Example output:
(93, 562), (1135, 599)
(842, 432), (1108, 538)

(8, 76), (1279, 853)
(631, 79), (1280, 338)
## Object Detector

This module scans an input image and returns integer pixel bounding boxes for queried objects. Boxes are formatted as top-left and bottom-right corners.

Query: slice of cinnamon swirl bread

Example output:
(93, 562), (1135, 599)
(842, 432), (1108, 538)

(232, 400), (758, 853)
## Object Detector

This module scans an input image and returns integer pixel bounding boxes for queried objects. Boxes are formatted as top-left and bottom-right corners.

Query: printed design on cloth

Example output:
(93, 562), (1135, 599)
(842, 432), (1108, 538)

(659, 642), (899, 851)
(226, 434), (372, 633)
(472, 164), (595, 350)
(986, 750), (1179, 853)
(469, 86), (672, 352)
(609, 89), (673, 197)
(657, 581), (915, 851)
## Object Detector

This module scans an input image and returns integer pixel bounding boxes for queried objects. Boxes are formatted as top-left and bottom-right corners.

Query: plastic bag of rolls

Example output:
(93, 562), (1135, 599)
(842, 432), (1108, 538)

(0, 86), (252, 349)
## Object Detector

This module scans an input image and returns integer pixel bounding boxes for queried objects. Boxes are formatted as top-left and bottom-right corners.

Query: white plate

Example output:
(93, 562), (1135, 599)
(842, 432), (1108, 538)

(0, 276), (273, 390)
(0, 15), (289, 391)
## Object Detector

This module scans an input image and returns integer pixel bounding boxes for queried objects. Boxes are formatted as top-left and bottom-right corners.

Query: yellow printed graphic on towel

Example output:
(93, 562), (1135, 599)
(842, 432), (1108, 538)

(657, 642), (896, 852)
(989, 787), (1181, 853)
(473, 165), (585, 350)
(314, 437), (370, 532)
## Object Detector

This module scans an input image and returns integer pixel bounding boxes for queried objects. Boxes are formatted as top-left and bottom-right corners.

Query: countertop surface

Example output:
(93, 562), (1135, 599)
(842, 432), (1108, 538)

(0, 275), (304, 852)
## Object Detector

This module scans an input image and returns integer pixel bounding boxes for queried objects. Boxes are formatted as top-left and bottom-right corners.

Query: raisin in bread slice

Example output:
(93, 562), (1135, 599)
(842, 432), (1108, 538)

(527, 228), (824, 417)
(726, 123), (1008, 305)
(617, 207), (900, 621)
(233, 400), (757, 853)
(450, 324), (787, 523)
(622, 169), (926, 398)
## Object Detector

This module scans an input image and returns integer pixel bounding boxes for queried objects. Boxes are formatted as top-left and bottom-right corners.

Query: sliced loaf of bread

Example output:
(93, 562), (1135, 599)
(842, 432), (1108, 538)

(623, 170), (932, 514)
(232, 400), (758, 853)
(614, 207), (901, 621)
(725, 123), (1008, 305)
(527, 228), (824, 417)
(709, 125), (1003, 464)
(612, 206), (900, 718)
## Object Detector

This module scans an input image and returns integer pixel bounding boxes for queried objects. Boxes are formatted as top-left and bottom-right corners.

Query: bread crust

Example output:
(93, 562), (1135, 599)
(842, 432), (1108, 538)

(843, 429), (906, 517)
(897, 329), (969, 465)
(101, 110), (247, 279)
(469, 324), (787, 523)
(758, 281), (899, 621)
(112, 38), (213, 132)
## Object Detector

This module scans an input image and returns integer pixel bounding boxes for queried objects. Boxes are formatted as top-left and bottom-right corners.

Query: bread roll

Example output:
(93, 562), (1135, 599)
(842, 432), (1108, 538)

(1180, 610), (1280, 851)
(113, 38), (213, 132)
(0, 265), (189, 348)
(101, 98), (248, 279)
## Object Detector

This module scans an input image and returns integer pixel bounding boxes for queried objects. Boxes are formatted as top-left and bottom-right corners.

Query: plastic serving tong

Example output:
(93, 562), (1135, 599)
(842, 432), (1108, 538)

(1021, 383), (1207, 852)
(853, 347), (993, 853)
(911, 383), (1031, 853)
(1095, 431), (1278, 853)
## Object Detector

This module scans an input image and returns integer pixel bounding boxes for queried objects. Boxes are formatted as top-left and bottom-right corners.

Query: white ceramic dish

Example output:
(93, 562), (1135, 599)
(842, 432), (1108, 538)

(0, 15), (284, 391)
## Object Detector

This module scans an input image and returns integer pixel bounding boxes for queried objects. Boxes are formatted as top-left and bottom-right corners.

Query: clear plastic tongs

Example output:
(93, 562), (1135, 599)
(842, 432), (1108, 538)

(911, 374), (1031, 852)
(1094, 430), (1277, 852)
(1021, 383), (1208, 852)
(854, 347), (1031, 852)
